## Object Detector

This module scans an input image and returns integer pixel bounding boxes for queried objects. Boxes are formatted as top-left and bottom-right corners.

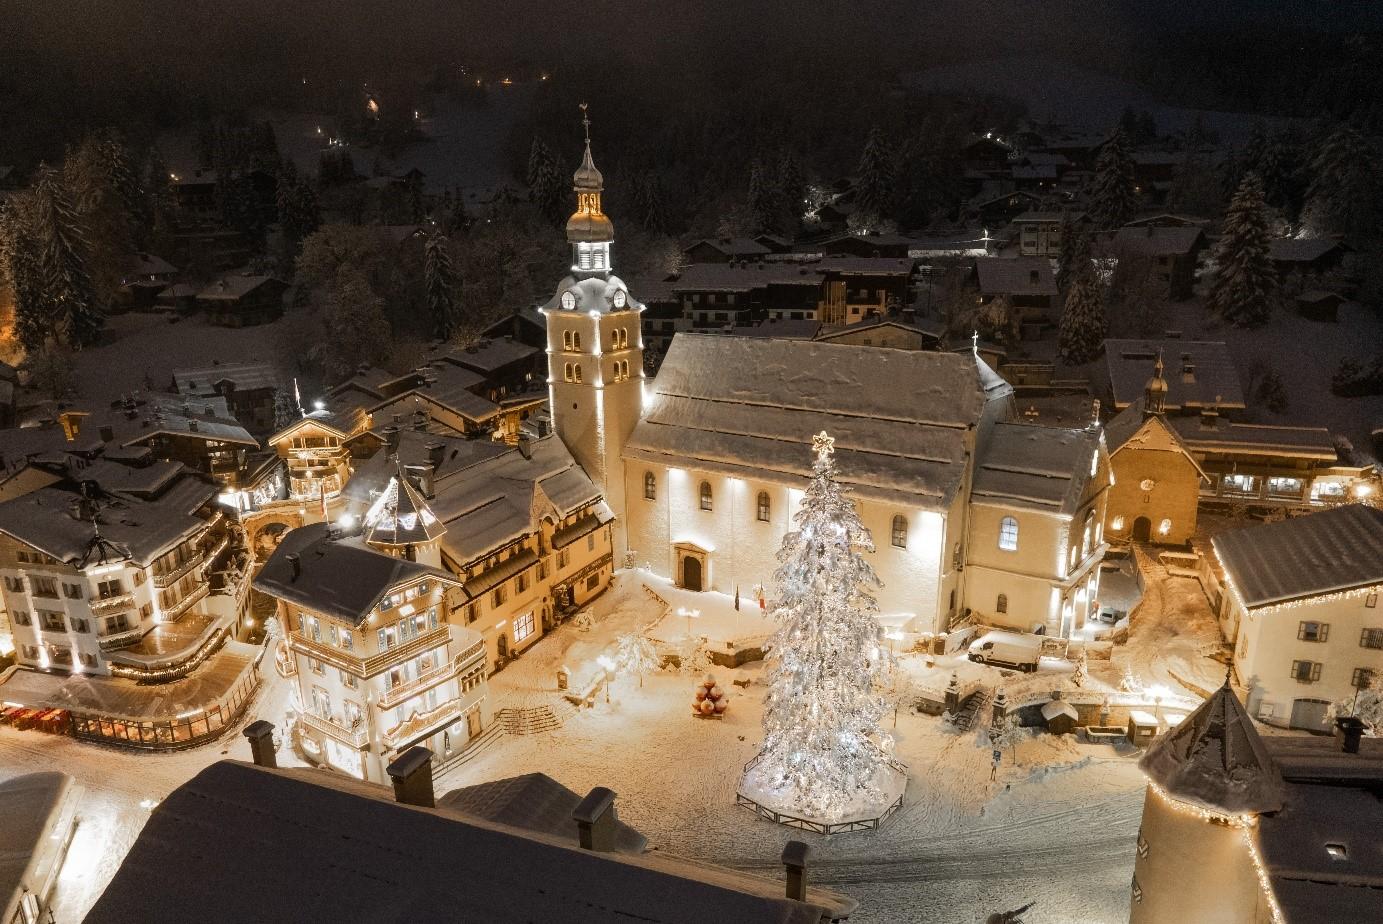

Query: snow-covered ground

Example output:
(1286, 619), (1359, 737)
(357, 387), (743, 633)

(0, 559), (1234, 923)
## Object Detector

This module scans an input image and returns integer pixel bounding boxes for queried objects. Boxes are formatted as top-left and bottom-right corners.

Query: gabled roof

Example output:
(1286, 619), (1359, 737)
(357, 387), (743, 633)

(1213, 505), (1383, 609)
(1170, 417), (1336, 460)
(971, 422), (1101, 515)
(974, 257), (1057, 297)
(683, 237), (771, 258)
(625, 334), (996, 510)
(1105, 339), (1245, 410)
(439, 772), (647, 854)
(670, 263), (824, 293)
(253, 523), (458, 626)
(813, 315), (943, 344)
(195, 275), (286, 301)
(1102, 398), (1202, 482)
(1268, 238), (1350, 263)
(431, 337), (540, 375)
(174, 362), (280, 395)
(1140, 680), (1285, 815)
(85, 761), (853, 924)
(1110, 225), (1206, 258)
(268, 405), (369, 444)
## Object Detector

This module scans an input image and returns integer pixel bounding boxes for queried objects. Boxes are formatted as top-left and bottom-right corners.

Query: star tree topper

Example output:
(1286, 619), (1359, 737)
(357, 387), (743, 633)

(812, 430), (835, 458)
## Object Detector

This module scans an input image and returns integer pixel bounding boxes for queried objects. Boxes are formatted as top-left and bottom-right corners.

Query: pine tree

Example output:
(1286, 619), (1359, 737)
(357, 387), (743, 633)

(1209, 174), (1277, 328)
(853, 127), (896, 225)
(526, 139), (564, 226)
(1058, 266), (1106, 365)
(1056, 212), (1089, 292)
(424, 231), (459, 341)
(23, 166), (103, 349)
(746, 161), (782, 235)
(1303, 122), (1377, 235)
(741, 431), (892, 823)
(1090, 128), (1138, 229)
(634, 171), (666, 234)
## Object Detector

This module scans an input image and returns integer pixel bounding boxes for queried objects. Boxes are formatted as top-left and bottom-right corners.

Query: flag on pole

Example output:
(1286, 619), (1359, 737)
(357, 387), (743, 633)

(319, 482), (328, 520)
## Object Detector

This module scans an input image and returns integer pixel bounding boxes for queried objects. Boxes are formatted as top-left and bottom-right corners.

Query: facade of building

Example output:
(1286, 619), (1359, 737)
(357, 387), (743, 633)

(266, 407), (370, 518)
(1211, 504), (1383, 731)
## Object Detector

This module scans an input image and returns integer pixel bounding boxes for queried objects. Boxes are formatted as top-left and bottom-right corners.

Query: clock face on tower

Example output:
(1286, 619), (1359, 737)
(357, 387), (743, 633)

(560, 291), (577, 310)
(612, 289), (627, 309)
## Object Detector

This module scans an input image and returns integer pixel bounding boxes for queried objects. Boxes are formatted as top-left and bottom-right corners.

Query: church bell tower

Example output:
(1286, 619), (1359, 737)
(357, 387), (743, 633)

(541, 105), (646, 556)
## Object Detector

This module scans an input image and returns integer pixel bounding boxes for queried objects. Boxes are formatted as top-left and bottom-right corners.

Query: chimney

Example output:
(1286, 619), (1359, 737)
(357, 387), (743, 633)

(518, 436), (533, 460)
(1335, 715), (1365, 754)
(782, 840), (811, 902)
(900, 306), (916, 324)
(382, 425), (401, 453)
(242, 720), (277, 768)
(98, 425), (115, 443)
(287, 553), (301, 580)
(426, 440), (445, 469)
(573, 787), (618, 851)
(535, 418), (551, 439)
(386, 746), (435, 807)
(405, 463), (434, 498)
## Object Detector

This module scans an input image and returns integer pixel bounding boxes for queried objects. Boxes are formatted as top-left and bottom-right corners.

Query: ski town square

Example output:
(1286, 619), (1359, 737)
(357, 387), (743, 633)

(4, 8), (1383, 923)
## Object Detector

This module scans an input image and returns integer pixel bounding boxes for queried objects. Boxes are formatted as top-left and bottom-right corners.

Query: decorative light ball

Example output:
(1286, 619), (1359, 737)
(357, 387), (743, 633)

(703, 674), (716, 687)
(709, 685), (723, 700)
(714, 697), (728, 713)
(699, 699), (716, 715)
(694, 687), (708, 701)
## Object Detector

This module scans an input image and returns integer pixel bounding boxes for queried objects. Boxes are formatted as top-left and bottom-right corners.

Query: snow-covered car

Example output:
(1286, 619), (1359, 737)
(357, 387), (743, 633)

(967, 630), (1042, 672)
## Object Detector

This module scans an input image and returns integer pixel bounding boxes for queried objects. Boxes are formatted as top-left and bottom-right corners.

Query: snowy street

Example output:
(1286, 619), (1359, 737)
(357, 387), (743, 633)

(0, 559), (1230, 923)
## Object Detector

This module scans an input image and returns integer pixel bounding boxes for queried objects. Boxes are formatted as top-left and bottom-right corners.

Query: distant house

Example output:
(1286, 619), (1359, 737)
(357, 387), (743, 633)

(1269, 238), (1352, 279)
(812, 232), (915, 259)
(429, 337), (545, 400)
(971, 190), (1046, 226)
(174, 361), (282, 435)
(972, 257), (1058, 323)
(1295, 289), (1346, 322)
(195, 274), (289, 327)
(172, 169), (219, 219)
(682, 237), (780, 264)
(117, 252), (180, 311)
(814, 311), (943, 351)
(1103, 339), (1245, 414)
(1011, 211), (1086, 258)
(1108, 225), (1207, 300)
(481, 305), (547, 351)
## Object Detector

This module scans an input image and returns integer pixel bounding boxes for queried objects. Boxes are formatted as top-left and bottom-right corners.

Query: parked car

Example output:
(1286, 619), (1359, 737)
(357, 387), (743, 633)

(967, 630), (1042, 672)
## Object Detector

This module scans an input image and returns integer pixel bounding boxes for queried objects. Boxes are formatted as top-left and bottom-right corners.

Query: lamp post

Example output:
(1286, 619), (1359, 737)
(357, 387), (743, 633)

(597, 655), (616, 704)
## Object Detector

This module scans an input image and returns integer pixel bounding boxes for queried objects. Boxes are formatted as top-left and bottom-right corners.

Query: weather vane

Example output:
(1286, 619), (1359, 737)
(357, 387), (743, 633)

(580, 102), (591, 145)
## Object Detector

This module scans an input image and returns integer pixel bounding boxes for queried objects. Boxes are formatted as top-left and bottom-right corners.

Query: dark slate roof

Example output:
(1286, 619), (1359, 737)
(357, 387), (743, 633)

(439, 772), (647, 854)
(1213, 505), (1383, 608)
(431, 337), (540, 375)
(1105, 339), (1245, 410)
(971, 422), (1101, 515)
(974, 257), (1058, 297)
(1268, 238), (1347, 263)
(370, 364), (500, 422)
(683, 237), (771, 258)
(671, 263), (824, 293)
(195, 274), (285, 301)
(1170, 417), (1336, 459)
(1110, 226), (1205, 257)
(85, 761), (853, 924)
(174, 362), (280, 395)
(625, 334), (999, 510)
(253, 523), (457, 625)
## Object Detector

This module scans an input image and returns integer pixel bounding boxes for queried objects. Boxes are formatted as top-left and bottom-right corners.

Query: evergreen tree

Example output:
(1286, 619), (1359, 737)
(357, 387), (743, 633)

(740, 431), (892, 823)
(276, 159), (320, 270)
(634, 170), (666, 235)
(1058, 266), (1106, 365)
(776, 149), (805, 233)
(1303, 122), (1377, 235)
(1090, 128), (1138, 229)
(424, 231), (459, 342)
(526, 139), (564, 226)
(22, 166), (103, 349)
(309, 267), (391, 381)
(1209, 174), (1277, 328)
(853, 127), (896, 225)
(1167, 144), (1225, 218)
(746, 161), (783, 236)
(1055, 212), (1089, 292)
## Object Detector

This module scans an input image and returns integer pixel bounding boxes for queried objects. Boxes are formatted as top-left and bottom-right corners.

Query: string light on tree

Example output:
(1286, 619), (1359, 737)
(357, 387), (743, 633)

(738, 430), (905, 826)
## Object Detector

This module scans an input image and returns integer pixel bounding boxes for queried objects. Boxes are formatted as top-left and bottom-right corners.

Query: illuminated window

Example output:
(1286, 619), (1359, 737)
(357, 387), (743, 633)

(562, 330), (573, 350)
(891, 515), (908, 549)
(644, 471), (656, 500)
(514, 612), (535, 644)
(999, 516), (1019, 551)
(1111, 516), (1125, 530)
(757, 491), (771, 522)
(563, 363), (573, 383)
(573, 364), (583, 384)
(699, 481), (713, 511)
(1158, 518), (1171, 536)
(573, 331), (582, 351)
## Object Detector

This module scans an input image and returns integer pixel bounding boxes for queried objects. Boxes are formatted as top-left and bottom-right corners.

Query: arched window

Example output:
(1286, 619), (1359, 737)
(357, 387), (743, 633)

(1158, 518), (1172, 536)
(891, 515), (908, 549)
(996, 593), (1008, 614)
(573, 364), (583, 384)
(562, 330), (573, 351)
(1082, 511), (1094, 557)
(563, 363), (573, 383)
(999, 516), (1019, 551)
(644, 471), (656, 501)
(572, 331), (582, 351)
(756, 491), (770, 522)
(699, 481), (712, 511)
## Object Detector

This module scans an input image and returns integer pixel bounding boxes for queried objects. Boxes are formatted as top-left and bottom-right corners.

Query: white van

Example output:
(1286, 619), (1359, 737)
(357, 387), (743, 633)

(967, 630), (1042, 672)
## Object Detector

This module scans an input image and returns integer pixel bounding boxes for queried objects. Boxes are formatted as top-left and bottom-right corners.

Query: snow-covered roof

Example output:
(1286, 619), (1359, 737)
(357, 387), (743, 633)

(431, 336), (540, 375)
(542, 274), (645, 315)
(371, 364), (499, 423)
(85, 761), (853, 924)
(195, 274), (285, 301)
(1109, 225), (1205, 258)
(0, 771), (77, 924)
(439, 772), (648, 854)
(671, 263), (824, 293)
(974, 257), (1057, 297)
(125, 252), (178, 277)
(254, 523), (458, 625)
(1268, 238), (1348, 264)
(684, 237), (771, 258)
(174, 362), (280, 395)
(1105, 339), (1245, 411)
(1213, 504), (1383, 609)
(1041, 699), (1079, 722)
(625, 334), (994, 510)
(813, 315), (944, 344)
(971, 422), (1101, 515)
(1169, 417), (1336, 460)
(1139, 680), (1285, 815)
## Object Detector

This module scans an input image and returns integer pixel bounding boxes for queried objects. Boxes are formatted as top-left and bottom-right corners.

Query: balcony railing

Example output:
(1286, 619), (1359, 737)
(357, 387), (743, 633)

(91, 592), (136, 613)
(299, 711), (370, 748)
(377, 641), (486, 711)
(290, 625), (462, 681)
(98, 626), (145, 652)
(153, 550), (207, 588)
(162, 583), (209, 621)
(381, 697), (465, 749)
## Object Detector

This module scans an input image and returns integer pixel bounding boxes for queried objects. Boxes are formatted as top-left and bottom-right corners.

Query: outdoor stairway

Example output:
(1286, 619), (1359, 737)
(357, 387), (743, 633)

(433, 721), (504, 775)
(952, 686), (992, 732)
(496, 699), (577, 736)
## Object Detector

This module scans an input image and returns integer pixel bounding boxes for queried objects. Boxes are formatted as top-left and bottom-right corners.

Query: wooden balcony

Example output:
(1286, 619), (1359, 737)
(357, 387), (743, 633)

(162, 583), (209, 620)
(153, 551), (206, 588)
(91, 592), (136, 613)
(98, 626), (145, 652)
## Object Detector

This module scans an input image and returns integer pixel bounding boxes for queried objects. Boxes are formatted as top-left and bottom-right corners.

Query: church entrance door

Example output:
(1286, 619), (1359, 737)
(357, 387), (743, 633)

(1132, 516), (1152, 542)
(682, 556), (703, 592)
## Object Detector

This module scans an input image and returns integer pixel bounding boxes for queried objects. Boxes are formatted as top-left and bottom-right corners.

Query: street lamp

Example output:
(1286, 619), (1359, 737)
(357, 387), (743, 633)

(597, 655), (616, 704)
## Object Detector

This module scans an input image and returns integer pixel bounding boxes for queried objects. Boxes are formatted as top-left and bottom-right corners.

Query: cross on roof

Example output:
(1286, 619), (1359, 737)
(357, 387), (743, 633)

(971, 330), (979, 356)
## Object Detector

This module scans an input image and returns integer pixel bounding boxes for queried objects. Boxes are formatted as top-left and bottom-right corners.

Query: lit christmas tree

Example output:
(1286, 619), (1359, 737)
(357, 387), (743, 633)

(740, 431), (896, 824)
